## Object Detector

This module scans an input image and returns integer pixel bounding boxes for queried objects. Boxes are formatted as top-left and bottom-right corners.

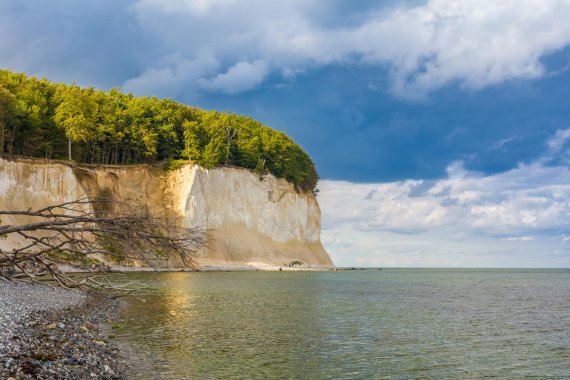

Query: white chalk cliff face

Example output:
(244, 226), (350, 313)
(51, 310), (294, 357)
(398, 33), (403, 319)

(0, 158), (333, 269)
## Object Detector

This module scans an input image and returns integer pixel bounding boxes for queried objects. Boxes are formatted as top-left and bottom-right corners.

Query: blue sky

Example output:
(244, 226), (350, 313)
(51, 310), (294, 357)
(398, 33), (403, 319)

(2, 0), (570, 267)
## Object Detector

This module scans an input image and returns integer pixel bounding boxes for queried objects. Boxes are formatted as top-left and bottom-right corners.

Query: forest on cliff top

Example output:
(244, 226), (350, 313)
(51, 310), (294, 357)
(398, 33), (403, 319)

(0, 69), (317, 191)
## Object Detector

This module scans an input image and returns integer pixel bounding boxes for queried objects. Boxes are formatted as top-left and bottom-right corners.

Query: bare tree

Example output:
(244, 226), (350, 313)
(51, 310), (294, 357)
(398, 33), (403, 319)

(0, 198), (205, 291)
(224, 126), (237, 164)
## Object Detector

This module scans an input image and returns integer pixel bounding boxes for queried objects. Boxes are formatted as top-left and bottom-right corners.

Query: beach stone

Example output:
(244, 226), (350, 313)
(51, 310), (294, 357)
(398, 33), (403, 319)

(0, 281), (126, 379)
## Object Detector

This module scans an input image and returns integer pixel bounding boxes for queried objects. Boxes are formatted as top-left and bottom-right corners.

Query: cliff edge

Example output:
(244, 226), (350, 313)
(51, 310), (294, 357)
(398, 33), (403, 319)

(0, 157), (334, 269)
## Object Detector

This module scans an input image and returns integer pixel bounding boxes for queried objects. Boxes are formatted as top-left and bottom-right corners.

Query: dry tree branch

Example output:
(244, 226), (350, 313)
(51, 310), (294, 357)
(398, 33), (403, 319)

(0, 197), (206, 291)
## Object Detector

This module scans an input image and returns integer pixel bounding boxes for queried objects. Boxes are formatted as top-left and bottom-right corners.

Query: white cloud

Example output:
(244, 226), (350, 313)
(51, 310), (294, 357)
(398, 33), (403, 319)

(134, 0), (236, 16)
(358, 0), (570, 98)
(548, 128), (570, 152)
(320, 163), (570, 236)
(199, 60), (268, 94)
(319, 152), (570, 267)
(2, 1), (570, 98)
(537, 128), (570, 166)
(122, 51), (220, 98)
(505, 236), (535, 242)
(125, 0), (570, 98)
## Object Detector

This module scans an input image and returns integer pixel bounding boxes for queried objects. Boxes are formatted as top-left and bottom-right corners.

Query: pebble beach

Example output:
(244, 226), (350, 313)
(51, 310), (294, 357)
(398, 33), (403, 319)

(0, 280), (126, 379)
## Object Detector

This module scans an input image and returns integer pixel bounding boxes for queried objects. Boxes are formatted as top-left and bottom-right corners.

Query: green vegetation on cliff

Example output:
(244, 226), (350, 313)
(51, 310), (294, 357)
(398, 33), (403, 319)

(0, 69), (318, 191)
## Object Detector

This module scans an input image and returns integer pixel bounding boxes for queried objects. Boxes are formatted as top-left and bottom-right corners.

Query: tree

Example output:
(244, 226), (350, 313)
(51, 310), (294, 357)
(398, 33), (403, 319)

(0, 198), (205, 291)
(224, 125), (237, 164)
(155, 98), (188, 160)
(0, 86), (17, 156)
(201, 136), (226, 168)
(182, 120), (203, 161)
(125, 97), (159, 162)
(54, 85), (97, 160)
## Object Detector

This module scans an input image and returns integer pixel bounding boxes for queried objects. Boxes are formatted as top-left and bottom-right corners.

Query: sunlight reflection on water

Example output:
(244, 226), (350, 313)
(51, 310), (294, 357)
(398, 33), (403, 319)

(114, 269), (570, 379)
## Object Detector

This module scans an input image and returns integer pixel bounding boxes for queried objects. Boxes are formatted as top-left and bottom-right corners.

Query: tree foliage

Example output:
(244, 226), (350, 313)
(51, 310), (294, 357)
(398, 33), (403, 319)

(0, 69), (318, 191)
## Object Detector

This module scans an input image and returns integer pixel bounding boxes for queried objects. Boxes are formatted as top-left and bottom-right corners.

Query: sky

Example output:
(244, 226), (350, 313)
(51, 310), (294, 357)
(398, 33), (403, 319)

(1, 0), (570, 267)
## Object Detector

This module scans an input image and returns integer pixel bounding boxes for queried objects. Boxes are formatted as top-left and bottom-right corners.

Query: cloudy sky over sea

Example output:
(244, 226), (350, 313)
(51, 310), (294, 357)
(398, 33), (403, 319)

(2, 0), (570, 267)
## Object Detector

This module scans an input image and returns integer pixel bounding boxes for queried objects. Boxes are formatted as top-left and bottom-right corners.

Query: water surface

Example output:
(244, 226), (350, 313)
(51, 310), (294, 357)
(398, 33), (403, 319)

(114, 269), (570, 379)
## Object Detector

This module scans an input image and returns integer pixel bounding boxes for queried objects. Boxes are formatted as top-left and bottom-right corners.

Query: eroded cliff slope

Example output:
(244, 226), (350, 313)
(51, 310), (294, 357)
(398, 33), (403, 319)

(0, 157), (333, 269)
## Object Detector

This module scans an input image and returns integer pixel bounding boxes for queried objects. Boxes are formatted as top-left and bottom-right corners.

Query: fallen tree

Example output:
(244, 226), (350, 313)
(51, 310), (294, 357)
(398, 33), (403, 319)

(0, 198), (205, 291)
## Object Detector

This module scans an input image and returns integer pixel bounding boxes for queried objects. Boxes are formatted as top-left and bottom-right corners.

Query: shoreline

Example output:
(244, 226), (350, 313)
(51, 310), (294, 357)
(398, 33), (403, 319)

(0, 280), (127, 379)
(58, 263), (336, 273)
(1, 269), (337, 379)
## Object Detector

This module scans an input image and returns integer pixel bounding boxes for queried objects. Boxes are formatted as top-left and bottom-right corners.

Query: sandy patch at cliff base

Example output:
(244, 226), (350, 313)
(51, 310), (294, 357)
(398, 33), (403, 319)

(198, 262), (332, 271)
(245, 262), (319, 270)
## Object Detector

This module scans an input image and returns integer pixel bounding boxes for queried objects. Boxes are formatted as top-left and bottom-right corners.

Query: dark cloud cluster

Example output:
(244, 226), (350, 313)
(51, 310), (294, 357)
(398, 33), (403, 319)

(1, 0), (570, 183)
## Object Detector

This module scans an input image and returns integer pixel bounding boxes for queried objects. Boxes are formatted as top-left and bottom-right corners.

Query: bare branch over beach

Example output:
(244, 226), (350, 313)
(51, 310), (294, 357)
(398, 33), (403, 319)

(0, 198), (205, 290)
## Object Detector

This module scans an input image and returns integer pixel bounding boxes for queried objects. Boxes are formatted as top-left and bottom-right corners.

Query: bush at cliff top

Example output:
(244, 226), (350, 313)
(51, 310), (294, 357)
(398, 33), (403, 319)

(0, 69), (318, 192)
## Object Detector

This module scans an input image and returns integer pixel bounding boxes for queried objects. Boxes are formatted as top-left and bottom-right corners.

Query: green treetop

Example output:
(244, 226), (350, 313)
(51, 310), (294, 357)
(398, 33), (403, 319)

(0, 69), (318, 192)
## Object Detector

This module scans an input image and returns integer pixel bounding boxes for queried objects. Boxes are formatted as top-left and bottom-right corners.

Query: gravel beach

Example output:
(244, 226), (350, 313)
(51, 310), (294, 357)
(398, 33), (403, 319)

(0, 280), (126, 379)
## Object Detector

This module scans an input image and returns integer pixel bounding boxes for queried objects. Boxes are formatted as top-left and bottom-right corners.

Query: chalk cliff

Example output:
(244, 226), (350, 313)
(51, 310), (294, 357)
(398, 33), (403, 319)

(0, 157), (333, 269)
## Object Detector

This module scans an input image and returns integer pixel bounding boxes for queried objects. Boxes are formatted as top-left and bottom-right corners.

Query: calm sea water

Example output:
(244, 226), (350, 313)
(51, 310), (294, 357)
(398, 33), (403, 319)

(113, 269), (570, 379)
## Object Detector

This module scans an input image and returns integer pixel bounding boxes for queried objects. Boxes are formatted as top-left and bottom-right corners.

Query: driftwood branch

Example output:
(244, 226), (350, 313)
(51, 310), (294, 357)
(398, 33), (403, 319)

(0, 197), (205, 290)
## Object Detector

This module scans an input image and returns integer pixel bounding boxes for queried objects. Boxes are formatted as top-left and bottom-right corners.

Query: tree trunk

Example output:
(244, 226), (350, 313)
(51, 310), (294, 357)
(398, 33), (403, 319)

(68, 136), (72, 160)
(7, 128), (15, 156)
(225, 127), (236, 164)
(0, 122), (4, 157)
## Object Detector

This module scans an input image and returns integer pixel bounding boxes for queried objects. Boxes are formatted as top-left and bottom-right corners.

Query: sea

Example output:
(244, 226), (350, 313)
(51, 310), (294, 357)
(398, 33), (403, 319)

(112, 269), (570, 379)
